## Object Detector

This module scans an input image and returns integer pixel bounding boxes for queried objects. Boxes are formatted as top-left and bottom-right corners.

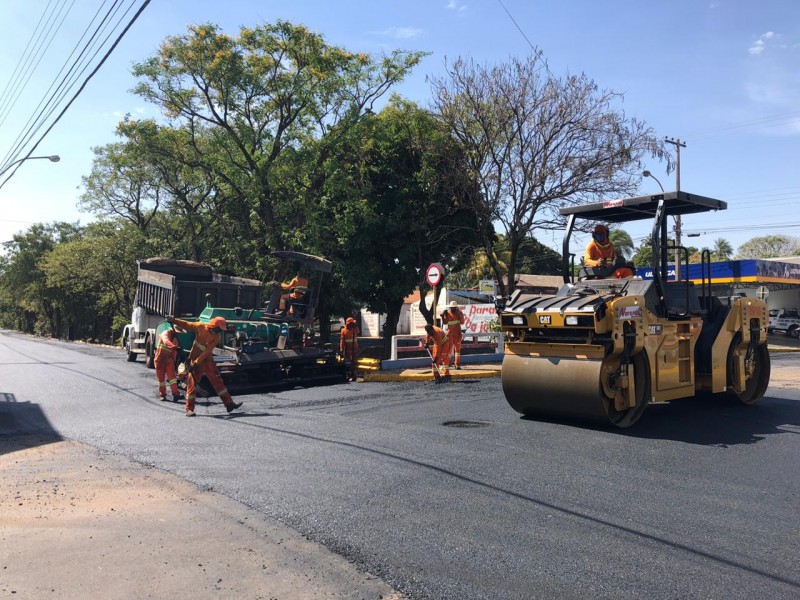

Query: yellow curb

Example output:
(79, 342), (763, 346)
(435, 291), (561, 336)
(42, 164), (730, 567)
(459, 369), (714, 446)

(362, 367), (501, 382)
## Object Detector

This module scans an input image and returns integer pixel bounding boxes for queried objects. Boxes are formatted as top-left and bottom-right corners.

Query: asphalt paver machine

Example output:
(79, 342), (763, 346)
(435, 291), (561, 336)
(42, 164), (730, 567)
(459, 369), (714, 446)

(497, 191), (771, 427)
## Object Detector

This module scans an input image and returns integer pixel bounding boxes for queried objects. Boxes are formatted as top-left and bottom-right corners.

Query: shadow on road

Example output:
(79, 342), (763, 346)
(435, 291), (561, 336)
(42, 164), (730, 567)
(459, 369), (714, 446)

(0, 392), (62, 457)
(521, 392), (799, 447)
(623, 393), (800, 446)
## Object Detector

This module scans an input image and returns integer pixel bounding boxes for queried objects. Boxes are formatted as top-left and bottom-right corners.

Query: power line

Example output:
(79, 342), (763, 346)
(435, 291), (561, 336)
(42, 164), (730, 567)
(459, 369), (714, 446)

(0, 0), (132, 171)
(0, 1), (151, 185)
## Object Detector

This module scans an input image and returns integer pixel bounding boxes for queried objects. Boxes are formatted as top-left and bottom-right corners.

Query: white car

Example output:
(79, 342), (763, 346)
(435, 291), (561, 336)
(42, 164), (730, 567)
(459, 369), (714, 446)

(768, 308), (800, 338)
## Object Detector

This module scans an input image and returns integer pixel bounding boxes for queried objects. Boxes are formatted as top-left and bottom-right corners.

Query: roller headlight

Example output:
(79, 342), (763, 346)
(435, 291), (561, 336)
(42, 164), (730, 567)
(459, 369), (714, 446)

(512, 316), (525, 326)
(565, 315), (578, 326)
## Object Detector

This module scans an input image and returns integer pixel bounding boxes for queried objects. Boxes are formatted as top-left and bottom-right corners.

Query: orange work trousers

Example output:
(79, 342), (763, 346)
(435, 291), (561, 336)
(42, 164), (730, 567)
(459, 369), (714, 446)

(185, 360), (233, 412)
(154, 350), (180, 398)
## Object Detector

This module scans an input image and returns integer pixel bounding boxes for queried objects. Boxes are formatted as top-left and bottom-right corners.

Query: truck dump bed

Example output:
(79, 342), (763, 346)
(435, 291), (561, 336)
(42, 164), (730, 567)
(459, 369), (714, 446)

(136, 258), (262, 318)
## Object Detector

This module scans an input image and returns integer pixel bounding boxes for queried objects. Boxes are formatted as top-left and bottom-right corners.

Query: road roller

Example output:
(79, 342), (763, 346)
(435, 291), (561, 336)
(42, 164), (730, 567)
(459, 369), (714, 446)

(497, 191), (771, 427)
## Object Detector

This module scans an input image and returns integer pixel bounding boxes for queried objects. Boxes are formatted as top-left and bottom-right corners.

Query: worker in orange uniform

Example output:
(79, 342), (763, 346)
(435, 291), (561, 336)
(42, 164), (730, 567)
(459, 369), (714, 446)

(339, 317), (360, 381)
(279, 273), (309, 313)
(584, 224), (635, 279)
(155, 327), (184, 402)
(423, 323), (451, 383)
(584, 224), (617, 272)
(166, 315), (242, 417)
(442, 301), (466, 370)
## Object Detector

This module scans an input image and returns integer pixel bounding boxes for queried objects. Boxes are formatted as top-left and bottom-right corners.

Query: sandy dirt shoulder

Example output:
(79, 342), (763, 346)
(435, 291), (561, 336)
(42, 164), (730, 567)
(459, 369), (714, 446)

(0, 436), (403, 600)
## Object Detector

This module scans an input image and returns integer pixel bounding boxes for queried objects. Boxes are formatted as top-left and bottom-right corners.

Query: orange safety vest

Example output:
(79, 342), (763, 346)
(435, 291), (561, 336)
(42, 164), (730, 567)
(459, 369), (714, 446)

(173, 319), (222, 365)
(584, 239), (615, 267)
(282, 276), (309, 299)
(443, 308), (465, 339)
(340, 324), (360, 352)
(425, 326), (450, 360)
(156, 329), (179, 354)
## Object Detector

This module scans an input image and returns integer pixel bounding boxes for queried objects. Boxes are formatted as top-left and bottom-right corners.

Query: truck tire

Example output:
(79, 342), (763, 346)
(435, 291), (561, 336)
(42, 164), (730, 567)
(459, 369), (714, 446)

(123, 332), (137, 362)
(145, 336), (155, 369)
(789, 326), (799, 339)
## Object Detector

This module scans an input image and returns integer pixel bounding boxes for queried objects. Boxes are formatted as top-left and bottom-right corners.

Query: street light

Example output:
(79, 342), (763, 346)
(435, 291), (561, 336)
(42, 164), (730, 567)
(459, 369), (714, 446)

(0, 154), (61, 180)
(643, 169), (684, 279)
(642, 170), (664, 193)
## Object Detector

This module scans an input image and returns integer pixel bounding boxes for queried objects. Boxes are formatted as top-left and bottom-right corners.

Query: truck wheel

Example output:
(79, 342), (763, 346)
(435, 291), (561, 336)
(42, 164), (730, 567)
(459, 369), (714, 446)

(145, 336), (155, 369)
(123, 332), (137, 362)
(789, 326), (799, 339)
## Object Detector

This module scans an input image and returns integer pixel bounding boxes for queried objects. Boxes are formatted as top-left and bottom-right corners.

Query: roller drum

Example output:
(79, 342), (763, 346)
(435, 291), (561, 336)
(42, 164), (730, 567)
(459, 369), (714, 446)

(501, 354), (610, 422)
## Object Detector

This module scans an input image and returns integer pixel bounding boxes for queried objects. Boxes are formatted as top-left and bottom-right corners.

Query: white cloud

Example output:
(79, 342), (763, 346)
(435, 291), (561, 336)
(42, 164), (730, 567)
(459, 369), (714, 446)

(446, 1), (467, 11)
(748, 31), (777, 55)
(375, 27), (423, 40)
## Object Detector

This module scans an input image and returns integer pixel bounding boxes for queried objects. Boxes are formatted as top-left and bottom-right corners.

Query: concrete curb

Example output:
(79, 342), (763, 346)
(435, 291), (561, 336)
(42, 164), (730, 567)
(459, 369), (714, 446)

(362, 365), (501, 382)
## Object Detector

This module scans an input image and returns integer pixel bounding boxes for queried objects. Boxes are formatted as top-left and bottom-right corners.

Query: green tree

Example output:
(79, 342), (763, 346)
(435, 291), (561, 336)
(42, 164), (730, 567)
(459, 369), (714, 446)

(0, 222), (82, 336)
(313, 97), (480, 354)
(735, 235), (799, 259)
(517, 236), (562, 275)
(42, 221), (153, 342)
(429, 53), (671, 297)
(130, 21), (425, 277)
(712, 238), (734, 261)
(610, 229), (635, 260)
(632, 234), (654, 268)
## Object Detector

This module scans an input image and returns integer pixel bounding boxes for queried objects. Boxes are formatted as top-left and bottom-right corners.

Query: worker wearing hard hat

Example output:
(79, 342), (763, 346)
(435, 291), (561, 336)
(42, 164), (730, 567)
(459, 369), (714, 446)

(584, 224), (635, 278)
(167, 315), (242, 417)
(442, 301), (466, 370)
(339, 317), (360, 381)
(584, 224), (616, 269)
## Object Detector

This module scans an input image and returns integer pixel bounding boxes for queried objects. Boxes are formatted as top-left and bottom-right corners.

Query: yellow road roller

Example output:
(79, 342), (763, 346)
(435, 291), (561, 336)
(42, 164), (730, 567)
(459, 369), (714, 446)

(498, 191), (770, 427)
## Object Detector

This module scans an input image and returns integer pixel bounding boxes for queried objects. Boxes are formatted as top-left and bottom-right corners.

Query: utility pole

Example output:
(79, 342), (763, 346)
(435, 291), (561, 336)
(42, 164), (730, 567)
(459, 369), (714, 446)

(665, 137), (686, 280)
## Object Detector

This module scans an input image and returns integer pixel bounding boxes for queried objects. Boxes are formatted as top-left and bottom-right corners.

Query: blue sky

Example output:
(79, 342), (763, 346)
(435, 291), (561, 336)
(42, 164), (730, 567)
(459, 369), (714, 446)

(1, 0), (798, 258)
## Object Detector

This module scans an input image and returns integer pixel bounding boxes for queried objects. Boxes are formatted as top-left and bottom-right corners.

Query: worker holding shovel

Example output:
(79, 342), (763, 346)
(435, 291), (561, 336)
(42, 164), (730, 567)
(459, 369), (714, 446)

(423, 324), (451, 383)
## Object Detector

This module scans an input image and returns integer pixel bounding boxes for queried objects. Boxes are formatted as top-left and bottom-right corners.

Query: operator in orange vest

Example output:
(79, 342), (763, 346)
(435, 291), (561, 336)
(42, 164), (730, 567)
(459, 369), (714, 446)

(339, 317), (360, 381)
(442, 301), (467, 370)
(279, 273), (309, 313)
(154, 327), (184, 402)
(585, 224), (635, 279)
(167, 315), (242, 417)
(584, 224), (616, 270)
(423, 324), (451, 383)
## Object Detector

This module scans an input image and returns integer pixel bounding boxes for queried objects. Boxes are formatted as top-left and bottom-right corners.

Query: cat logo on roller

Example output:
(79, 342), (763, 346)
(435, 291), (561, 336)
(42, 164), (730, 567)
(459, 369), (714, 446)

(496, 191), (770, 428)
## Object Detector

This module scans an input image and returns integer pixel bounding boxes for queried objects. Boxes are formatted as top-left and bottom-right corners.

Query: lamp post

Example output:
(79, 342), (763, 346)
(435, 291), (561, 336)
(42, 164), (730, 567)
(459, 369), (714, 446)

(0, 155), (61, 185)
(642, 170), (664, 193)
(643, 169), (684, 280)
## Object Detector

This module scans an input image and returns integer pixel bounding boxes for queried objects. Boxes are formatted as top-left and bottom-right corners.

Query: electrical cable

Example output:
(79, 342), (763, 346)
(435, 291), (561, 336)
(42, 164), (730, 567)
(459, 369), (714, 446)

(0, 0), (123, 171)
(0, 0), (151, 191)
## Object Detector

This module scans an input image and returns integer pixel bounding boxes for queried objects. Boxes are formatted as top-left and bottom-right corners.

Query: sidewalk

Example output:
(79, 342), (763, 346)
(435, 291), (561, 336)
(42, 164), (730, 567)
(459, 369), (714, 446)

(0, 435), (405, 600)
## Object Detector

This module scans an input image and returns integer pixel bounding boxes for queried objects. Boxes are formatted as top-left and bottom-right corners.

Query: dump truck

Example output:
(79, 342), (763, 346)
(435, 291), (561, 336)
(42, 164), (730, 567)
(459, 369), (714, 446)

(497, 191), (771, 428)
(153, 251), (345, 391)
(122, 258), (262, 368)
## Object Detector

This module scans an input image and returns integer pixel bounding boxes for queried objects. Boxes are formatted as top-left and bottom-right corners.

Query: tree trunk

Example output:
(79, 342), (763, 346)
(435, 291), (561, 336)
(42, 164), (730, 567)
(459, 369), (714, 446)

(381, 299), (404, 359)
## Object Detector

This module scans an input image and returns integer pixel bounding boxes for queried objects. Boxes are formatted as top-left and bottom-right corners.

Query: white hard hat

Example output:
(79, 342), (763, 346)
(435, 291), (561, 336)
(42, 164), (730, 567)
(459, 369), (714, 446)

(449, 301), (458, 307)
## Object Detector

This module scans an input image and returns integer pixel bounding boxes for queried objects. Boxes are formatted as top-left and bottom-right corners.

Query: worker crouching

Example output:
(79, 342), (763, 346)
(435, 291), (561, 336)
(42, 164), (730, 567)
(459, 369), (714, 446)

(423, 324), (451, 383)
(154, 327), (184, 402)
(167, 315), (243, 417)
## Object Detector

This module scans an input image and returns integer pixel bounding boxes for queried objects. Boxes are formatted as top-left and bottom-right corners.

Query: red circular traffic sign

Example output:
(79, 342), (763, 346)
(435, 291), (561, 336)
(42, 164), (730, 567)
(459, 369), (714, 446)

(426, 262), (444, 286)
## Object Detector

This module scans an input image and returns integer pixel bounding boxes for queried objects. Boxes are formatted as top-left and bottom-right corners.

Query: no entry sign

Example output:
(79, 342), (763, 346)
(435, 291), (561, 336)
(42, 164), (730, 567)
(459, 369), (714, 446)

(426, 262), (444, 286)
